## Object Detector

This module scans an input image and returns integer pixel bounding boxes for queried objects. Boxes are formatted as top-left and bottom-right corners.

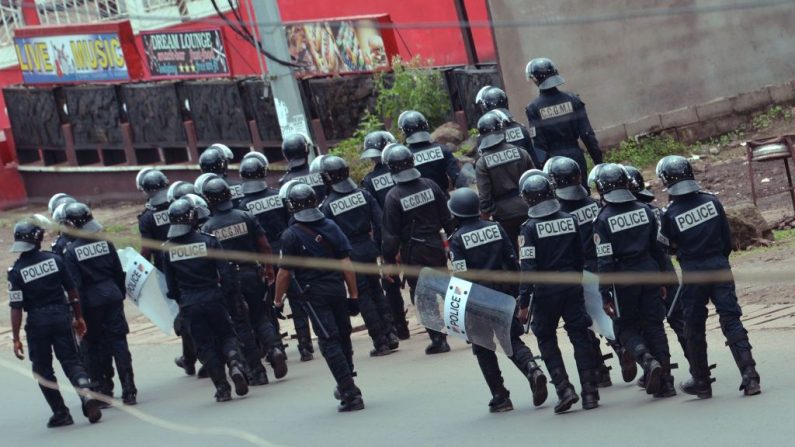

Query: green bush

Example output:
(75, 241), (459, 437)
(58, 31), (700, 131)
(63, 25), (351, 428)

(606, 135), (689, 168)
(329, 112), (384, 183)
(374, 56), (452, 135)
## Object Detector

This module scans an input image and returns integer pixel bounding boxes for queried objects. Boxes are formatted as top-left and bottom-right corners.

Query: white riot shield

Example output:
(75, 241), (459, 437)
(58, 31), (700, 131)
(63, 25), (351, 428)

(582, 270), (615, 341)
(415, 268), (516, 356)
(117, 247), (178, 335)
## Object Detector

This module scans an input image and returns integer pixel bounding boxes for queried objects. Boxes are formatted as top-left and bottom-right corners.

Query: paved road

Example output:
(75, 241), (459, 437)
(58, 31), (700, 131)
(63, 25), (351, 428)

(2, 322), (792, 447)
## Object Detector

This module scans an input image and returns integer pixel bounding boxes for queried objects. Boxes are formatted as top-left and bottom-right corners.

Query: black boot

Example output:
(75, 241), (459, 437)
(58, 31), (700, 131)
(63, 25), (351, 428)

(656, 373), (676, 398)
(595, 363), (613, 388)
(298, 337), (314, 362)
(641, 353), (663, 396)
(609, 340), (637, 383)
(120, 370), (138, 405)
(523, 361), (548, 407)
(267, 346), (288, 380)
(388, 332), (400, 350)
(228, 360), (249, 397)
(425, 333), (450, 355)
(579, 370), (600, 410)
(41, 385), (73, 428)
(212, 377), (232, 402)
(174, 356), (196, 376)
(248, 363), (270, 386)
(197, 364), (209, 379)
(680, 376), (713, 399)
(337, 381), (365, 412)
(47, 410), (74, 428)
(731, 349), (761, 396)
(76, 378), (103, 423)
(488, 390), (513, 413)
(370, 336), (394, 357)
(396, 323), (411, 341)
(550, 369), (579, 414)
(682, 330), (713, 399)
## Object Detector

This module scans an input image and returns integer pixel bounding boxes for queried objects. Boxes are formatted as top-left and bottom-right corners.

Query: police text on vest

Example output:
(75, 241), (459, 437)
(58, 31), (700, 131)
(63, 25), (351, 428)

(400, 189), (434, 211)
(676, 202), (718, 232)
(608, 209), (649, 233)
(154, 210), (170, 227)
(461, 225), (502, 249)
(246, 195), (283, 215)
(371, 173), (394, 191)
(213, 222), (248, 241)
(169, 243), (208, 261)
(539, 102), (573, 120)
(413, 146), (444, 166)
(483, 147), (521, 168)
(21, 259), (59, 283)
(536, 218), (576, 238)
(75, 241), (110, 262)
(330, 192), (366, 216)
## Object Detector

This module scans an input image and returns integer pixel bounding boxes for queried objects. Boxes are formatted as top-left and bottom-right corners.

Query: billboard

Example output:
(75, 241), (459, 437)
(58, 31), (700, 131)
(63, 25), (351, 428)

(14, 33), (129, 84)
(286, 18), (392, 76)
(141, 29), (230, 79)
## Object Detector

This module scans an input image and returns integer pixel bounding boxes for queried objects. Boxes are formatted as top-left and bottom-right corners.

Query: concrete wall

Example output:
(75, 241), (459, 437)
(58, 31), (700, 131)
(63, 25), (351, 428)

(489, 0), (795, 142)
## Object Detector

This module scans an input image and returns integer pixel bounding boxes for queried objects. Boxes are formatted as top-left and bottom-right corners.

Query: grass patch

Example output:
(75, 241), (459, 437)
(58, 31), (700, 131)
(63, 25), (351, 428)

(605, 135), (691, 168)
(773, 228), (795, 241)
(751, 105), (793, 131)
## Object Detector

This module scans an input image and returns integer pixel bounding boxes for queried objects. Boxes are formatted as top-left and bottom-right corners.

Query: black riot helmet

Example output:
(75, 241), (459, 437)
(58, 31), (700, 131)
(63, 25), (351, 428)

(282, 134), (312, 169)
(477, 111), (507, 151)
(543, 156), (588, 201)
(318, 155), (357, 194)
(656, 155), (699, 196)
(475, 86), (509, 114)
(239, 157), (269, 195)
(135, 168), (154, 192)
(286, 183), (324, 223)
(63, 202), (103, 233)
(167, 198), (197, 238)
(593, 163), (636, 204)
(624, 165), (655, 202)
(242, 151), (268, 164)
(519, 169), (551, 192)
(398, 110), (431, 145)
(203, 177), (233, 211)
(525, 57), (565, 90)
(10, 218), (45, 253)
(199, 147), (228, 175)
(183, 193), (211, 226)
(209, 143), (234, 162)
(521, 175), (561, 218)
(48, 193), (75, 215)
(447, 187), (480, 218)
(382, 143), (421, 183)
(141, 169), (170, 207)
(194, 173), (220, 198)
(362, 131), (397, 160)
(167, 181), (196, 203)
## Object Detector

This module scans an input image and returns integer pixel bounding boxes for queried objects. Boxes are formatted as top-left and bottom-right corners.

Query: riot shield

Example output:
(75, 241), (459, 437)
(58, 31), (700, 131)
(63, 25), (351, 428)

(582, 270), (615, 341)
(415, 268), (516, 356)
(117, 247), (178, 335)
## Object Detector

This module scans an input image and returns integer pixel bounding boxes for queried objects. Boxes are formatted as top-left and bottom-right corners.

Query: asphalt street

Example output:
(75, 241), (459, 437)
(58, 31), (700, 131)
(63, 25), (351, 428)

(2, 324), (792, 447)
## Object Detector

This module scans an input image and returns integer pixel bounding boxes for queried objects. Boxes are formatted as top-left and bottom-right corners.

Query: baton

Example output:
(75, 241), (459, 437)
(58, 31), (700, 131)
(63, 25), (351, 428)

(523, 293), (534, 335)
(289, 277), (330, 339)
(612, 285), (621, 319)
(666, 276), (683, 319)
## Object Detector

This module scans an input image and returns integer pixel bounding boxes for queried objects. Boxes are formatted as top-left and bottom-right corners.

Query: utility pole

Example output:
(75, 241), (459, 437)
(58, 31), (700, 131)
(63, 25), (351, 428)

(251, 0), (314, 157)
(453, 0), (478, 67)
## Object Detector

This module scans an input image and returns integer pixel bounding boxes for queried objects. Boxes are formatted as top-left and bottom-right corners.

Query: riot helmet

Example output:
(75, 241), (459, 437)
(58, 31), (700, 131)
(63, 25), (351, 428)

(167, 181), (196, 203)
(362, 131), (397, 160)
(318, 155), (356, 194)
(203, 177), (233, 211)
(624, 165), (655, 202)
(382, 143), (421, 183)
(141, 169), (170, 207)
(281, 133), (312, 169)
(63, 202), (103, 233)
(521, 175), (561, 218)
(525, 58), (565, 90)
(656, 155), (699, 196)
(239, 157), (269, 194)
(167, 198), (197, 238)
(544, 156), (588, 200)
(48, 193), (75, 215)
(475, 86), (509, 113)
(199, 147), (228, 175)
(398, 110), (431, 145)
(10, 218), (45, 253)
(519, 169), (551, 192)
(194, 173), (220, 198)
(447, 187), (480, 218)
(477, 111), (507, 151)
(285, 183), (324, 223)
(183, 194), (211, 226)
(593, 163), (636, 204)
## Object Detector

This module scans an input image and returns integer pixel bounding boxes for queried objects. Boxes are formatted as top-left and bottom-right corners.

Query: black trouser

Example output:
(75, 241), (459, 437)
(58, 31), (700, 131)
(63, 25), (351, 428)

(473, 314), (536, 397)
(174, 311), (197, 367)
(404, 239), (448, 342)
(612, 260), (670, 368)
(184, 300), (245, 381)
(304, 293), (355, 386)
(530, 285), (597, 381)
(26, 305), (92, 414)
(496, 215), (525, 257)
(680, 257), (751, 379)
(239, 269), (280, 353)
(84, 300), (133, 383)
(351, 239), (393, 346)
(383, 277), (407, 330)
(224, 292), (263, 373)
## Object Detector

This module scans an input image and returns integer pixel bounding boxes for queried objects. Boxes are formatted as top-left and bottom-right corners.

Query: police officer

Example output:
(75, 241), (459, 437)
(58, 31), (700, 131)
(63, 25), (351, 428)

(202, 178), (287, 385)
(8, 218), (103, 427)
(137, 169), (171, 269)
(517, 176), (600, 413)
(279, 133), (326, 203)
(544, 157), (634, 386)
(592, 164), (674, 398)
(200, 144), (245, 204)
(360, 131), (410, 340)
(382, 144), (456, 354)
(273, 184), (364, 412)
(475, 111), (533, 249)
(398, 110), (460, 194)
(476, 85), (542, 166)
(61, 203), (137, 405)
(656, 155), (761, 398)
(318, 155), (398, 356)
(447, 188), (548, 412)
(524, 58), (603, 182)
(278, 134), (323, 357)
(48, 193), (77, 256)
(163, 198), (249, 402)
(167, 181), (197, 203)
(625, 164), (688, 383)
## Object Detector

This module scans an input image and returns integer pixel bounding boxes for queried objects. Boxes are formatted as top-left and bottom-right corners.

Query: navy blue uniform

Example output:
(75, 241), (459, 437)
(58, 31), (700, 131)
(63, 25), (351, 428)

(63, 238), (133, 394)
(162, 231), (245, 386)
(322, 187), (394, 348)
(279, 218), (356, 385)
(518, 211), (598, 387)
(407, 141), (460, 194)
(202, 208), (279, 373)
(450, 218), (544, 400)
(361, 162), (395, 209)
(659, 192), (753, 382)
(594, 202), (670, 368)
(137, 204), (170, 269)
(227, 178), (245, 207)
(8, 250), (92, 415)
(477, 113), (542, 167)
(51, 234), (73, 256)
(279, 166), (327, 203)
(525, 89), (603, 186)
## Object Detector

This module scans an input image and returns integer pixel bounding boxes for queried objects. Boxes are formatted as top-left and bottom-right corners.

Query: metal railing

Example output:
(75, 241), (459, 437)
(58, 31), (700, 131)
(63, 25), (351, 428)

(35, 0), (128, 25)
(0, 1), (25, 47)
(141, 0), (177, 13)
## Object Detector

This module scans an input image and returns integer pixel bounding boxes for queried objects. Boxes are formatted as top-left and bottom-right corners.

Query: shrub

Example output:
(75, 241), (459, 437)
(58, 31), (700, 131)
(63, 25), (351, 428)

(606, 135), (689, 168)
(329, 112), (384, 183)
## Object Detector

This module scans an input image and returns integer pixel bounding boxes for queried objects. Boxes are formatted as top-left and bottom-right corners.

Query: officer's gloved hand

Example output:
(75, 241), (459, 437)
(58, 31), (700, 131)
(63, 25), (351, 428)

(272, 304), (287, 320)
(347, 298), (360, 317)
